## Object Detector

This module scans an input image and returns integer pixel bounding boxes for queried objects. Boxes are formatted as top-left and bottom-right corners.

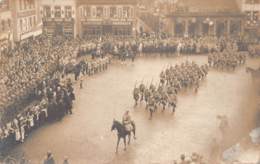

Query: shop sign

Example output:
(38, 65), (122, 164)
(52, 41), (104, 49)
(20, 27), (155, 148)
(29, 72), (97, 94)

(112, 21), (131, 25)
(17, 10), (36, 17)
(83, 21), (102, 25)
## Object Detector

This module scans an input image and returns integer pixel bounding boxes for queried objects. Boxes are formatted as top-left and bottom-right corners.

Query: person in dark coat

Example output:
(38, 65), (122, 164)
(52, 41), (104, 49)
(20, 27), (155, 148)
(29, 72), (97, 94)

(91, 49), (96, 59)
(63, 156), (69, 164)
(43, 151), (55, 164)
(63, 91), (73, 115)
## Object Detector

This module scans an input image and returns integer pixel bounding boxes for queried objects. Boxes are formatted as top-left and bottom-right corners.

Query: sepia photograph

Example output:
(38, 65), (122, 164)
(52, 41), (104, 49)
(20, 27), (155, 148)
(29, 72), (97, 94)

(0, 0), (260, 163)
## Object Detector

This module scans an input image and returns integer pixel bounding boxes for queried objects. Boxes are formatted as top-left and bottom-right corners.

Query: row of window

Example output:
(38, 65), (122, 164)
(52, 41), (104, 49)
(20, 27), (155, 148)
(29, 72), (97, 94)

(0, 0), (9, 11)
(19, 16), (37, 33)
(41, 5), (133, 19)
(42, 6), (73, 18)
(19, 0), (35, 11)
(83, 28), (132, 35)
(0, 18), (11, 32)
(245, 0), (260, 4)
(246, 11), (259, 20)
(80, 6), (133, 19)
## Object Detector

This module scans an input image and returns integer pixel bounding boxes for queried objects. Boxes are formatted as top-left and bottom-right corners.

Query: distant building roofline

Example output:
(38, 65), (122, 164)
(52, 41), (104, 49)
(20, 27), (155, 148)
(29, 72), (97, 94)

(166, 11), (246, 18)
(77, 0), (137, 6)
(175, 0), (240, 13)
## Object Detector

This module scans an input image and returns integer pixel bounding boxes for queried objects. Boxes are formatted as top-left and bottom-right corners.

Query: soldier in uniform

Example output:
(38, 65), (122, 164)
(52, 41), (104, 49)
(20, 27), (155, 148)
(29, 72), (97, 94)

(168, 93), (177, 113)
(122, 111), (136, 139)
(139, 83), (146, 101)
(147, 96), (156, 119)
(43, 151), (55, 164)
(208, 53), (213, 67)
(149, 83), (156, 93)
(144, 87), (151, 109)
(160, 90), (168, 111)
(133, 86), (140, 106)
(160, 71), (166, 85)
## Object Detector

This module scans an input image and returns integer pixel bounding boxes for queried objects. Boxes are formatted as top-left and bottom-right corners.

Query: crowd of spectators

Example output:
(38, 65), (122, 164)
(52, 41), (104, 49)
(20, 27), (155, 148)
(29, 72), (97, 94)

(0, 34), (81, 155)
(0, 77), (75, 153)
(0, 34), (112, 156)
(77, 35), (248, 58)
(0, 35), (79, 124)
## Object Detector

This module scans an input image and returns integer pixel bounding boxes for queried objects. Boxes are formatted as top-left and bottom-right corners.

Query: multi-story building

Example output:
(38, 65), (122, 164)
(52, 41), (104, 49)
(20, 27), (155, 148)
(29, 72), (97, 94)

(165, 0), (245, 38)
(0, 0), (13, 52)
(11, 0), (42, 42)
(39, 0), (76, 37)
(237, 0), (260, 38)
(77, 0), (137, 37)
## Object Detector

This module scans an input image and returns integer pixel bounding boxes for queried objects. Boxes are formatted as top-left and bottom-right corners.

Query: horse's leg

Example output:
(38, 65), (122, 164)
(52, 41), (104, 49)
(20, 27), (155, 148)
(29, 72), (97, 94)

(172, 104), (176, 113)
(149, 108), (153, 119)
(128, 134), (131, 145)
(162, 102), (166, 112)
(123, 137), (126, 151)
(116, 137), (120, 153)
(131, 122), (136, 139)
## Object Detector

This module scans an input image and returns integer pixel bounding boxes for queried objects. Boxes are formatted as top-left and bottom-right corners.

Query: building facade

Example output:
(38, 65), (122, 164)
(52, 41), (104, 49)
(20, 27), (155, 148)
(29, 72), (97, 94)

(0, 0), (13, 52)
(77, 0), (137, 37)
(11, 0), (41, 42)
(165, 0), (245, 38)
(237, 0), (260, 38)
(39, 0), (76, 38)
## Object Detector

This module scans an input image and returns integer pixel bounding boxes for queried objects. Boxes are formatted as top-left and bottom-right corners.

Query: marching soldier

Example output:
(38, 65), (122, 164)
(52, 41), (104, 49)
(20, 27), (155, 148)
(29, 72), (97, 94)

(139, 83), (146, 101)
(147, 96), (156, 119)
(133, 61), (209, 117)
(133, 86), (140, 106)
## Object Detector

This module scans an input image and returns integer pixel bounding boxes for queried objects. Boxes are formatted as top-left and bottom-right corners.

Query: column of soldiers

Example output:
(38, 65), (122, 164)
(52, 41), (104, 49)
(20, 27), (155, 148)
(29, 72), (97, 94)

(85, 56), (111, 76)
(133, 61), (209, 119)
(208, 50), (246, 71)
(63, 56), (111, 81)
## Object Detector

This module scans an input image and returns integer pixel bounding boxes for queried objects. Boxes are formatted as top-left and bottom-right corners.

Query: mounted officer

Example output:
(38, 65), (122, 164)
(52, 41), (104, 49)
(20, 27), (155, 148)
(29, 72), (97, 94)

(122, 111), (136, 139)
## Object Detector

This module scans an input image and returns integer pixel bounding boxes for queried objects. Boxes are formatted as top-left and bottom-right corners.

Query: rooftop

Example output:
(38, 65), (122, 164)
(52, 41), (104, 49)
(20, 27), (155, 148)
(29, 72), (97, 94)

(176, 0), (240, 13)
(77, 0), (138, 5)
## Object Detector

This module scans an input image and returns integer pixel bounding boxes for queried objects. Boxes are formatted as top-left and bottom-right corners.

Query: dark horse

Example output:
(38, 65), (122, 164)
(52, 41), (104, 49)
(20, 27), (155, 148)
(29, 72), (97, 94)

(111, 120), (136, 153)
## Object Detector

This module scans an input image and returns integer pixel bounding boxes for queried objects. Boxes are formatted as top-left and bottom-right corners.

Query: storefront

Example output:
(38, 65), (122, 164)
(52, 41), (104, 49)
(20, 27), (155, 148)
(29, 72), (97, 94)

(77, 0), (137, 38)
(168, 13), (245, 38)
(43, 18), (74, 37)
(82, 21), (133, 36)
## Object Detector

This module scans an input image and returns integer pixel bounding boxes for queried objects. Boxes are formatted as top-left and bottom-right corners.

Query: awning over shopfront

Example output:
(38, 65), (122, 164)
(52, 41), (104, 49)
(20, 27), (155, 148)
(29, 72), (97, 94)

(20, 27), (42, 40)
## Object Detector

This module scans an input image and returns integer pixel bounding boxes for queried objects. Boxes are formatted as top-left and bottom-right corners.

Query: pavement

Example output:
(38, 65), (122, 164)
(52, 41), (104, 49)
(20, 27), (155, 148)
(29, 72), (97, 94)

(8, 55), (260, 164)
